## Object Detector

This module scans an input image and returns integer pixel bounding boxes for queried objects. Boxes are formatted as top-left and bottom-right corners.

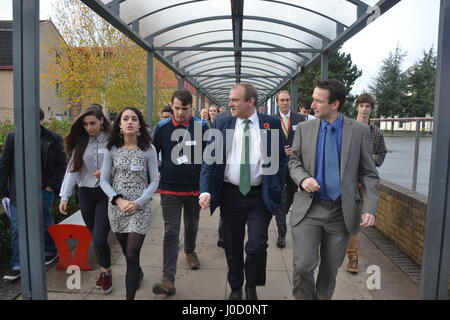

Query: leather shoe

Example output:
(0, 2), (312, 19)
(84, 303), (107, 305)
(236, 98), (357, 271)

(346, 257), (359, 274)
(228, 288), (242, 300)
(245, 286), (258, 300)
(217, 239), (224, 249)
(276, 235), (286, 248)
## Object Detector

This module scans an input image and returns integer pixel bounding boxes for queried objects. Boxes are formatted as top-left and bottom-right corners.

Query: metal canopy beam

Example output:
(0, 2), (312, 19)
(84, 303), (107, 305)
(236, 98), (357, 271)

(159, 45), (320, 53)
(188, 64), (283, 77)
(147, 15), (330, 42)
(13, 0), (47, 300)
(421, 0), (450, 300)
(190, 74), (290, 79)
(231, 0), (244, 83)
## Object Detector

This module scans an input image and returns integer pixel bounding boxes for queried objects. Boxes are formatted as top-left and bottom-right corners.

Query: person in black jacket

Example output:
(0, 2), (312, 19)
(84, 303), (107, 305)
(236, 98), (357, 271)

(274, 91), (305, 248)
(0, 108), (67, 281)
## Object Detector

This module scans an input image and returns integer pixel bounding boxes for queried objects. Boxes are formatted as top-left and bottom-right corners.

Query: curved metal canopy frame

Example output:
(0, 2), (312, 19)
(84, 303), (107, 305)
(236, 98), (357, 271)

(83, 0), (402, 108)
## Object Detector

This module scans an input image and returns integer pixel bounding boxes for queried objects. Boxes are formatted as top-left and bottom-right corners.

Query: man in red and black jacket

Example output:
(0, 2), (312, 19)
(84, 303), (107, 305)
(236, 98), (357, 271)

(151, 89), (209, 296)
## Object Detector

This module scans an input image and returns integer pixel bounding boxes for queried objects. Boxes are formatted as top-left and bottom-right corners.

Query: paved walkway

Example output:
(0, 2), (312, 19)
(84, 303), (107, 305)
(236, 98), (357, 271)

(22, 194), (419, 300)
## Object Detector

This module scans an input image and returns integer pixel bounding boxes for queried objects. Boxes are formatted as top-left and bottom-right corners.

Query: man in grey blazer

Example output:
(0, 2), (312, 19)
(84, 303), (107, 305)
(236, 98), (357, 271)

(288, 79), (379, 300)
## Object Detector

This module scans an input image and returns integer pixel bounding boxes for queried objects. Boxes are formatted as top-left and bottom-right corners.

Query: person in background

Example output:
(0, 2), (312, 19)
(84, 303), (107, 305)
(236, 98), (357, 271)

(299, 99), (316, 120)
(208, 105), (220, 125)
(59, 104), (113, 294)
(274, 90), (305, 248)
(0, 108), (66, 281)
(160, 105), (173, 120)
(200, 108), (210, 122)
(258, 106), (266, 114)
(100, 106), (159, 300)
(346, 93), (387, 274)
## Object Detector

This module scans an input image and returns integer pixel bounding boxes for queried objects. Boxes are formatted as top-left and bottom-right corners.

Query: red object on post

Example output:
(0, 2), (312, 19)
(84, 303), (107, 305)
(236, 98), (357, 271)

(48, 224), (93, 270)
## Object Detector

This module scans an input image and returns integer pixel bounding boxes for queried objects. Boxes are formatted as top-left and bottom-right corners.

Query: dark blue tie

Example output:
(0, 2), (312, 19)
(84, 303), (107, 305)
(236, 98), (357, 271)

(324, 125), (340, 201)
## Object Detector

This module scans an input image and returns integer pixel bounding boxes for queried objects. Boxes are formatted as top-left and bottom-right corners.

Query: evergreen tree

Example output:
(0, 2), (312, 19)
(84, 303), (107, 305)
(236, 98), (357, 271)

(403, 47), (437, 117)
(369, 45), (407, 117)
(295, 49), (362, 115)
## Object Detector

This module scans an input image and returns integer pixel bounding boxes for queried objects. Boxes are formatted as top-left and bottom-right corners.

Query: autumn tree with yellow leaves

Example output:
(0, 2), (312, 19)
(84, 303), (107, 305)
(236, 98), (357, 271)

(43, 0), (175, 121)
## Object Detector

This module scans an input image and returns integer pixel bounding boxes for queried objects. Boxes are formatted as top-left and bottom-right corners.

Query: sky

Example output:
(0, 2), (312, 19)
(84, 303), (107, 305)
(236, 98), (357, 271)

(0, 0), (441, 95)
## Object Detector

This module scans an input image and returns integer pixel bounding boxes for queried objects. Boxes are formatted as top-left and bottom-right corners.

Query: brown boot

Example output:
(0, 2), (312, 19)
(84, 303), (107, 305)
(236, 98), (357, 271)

(186, 252), (200, 270)
(346, 257), (359, 274)
(152, 280), (176, 295)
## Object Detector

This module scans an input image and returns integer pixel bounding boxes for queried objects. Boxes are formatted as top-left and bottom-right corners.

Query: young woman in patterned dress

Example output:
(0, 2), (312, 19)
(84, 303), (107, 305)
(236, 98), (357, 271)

(100, 106), (159, 300)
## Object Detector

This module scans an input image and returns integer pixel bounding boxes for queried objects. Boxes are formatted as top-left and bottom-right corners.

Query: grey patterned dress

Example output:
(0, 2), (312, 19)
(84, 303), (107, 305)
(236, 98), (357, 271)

(100, 145), (159, 234)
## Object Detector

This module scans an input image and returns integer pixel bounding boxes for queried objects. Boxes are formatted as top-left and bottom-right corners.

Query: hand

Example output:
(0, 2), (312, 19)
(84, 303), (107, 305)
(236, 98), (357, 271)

(199, 194), (211, 209)
(301, 177), (320, 193)
(123, 201), (140, 214)
(45, 186), (54, 192)
(284, 145), (292, 156)
(116, 198), (129, 212)
(92, 170), (101, 179)
(360, 213), (375, 227)
(59, 200), (68, 215)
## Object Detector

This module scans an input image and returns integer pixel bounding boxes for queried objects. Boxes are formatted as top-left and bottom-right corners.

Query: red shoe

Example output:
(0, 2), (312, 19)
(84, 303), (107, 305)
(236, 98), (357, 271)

(96, 271), (113, 294)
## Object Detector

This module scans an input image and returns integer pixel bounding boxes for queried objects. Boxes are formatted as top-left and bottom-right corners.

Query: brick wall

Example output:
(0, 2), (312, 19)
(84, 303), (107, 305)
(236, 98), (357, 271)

(376, 179), (427, 265)
(377, 180), (450, 293)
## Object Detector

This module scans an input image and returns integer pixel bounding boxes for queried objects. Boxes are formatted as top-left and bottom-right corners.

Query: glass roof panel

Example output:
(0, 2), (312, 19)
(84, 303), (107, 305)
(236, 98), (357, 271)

(186, 58), (236, 73)
(178, 52), (234, 69)
(243, 20), (323, 50)
(250, 0), (358, 27)
(161, 31), (234, 48)
(242, 30), (315, 49)
(244, 0), (337, 40)
(152, 20), (233, 46)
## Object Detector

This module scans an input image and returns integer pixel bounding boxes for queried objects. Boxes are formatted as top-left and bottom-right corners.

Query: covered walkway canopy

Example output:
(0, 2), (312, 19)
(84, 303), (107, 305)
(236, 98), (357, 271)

(11, 0), (450, 300)
(82, 0), (400, 113)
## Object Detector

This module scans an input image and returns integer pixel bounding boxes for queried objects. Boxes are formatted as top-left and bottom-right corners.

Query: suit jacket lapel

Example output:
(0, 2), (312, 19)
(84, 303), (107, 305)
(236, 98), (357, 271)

(340, 116), (353, 179)
(224, 117), (236, 162)
(308, 118), (321, 176)
(258, 113), (270, 157)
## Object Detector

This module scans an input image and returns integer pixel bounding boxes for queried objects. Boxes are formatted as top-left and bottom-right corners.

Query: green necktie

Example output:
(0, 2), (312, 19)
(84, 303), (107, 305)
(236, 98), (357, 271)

(239, 119), (251, 196)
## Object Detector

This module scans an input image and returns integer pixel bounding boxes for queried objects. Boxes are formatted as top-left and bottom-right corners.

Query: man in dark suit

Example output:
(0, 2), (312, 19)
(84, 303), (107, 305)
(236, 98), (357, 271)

(289, 79), (379, 300)
(199, 83), (287, 300)
(274, 90), (305, 248)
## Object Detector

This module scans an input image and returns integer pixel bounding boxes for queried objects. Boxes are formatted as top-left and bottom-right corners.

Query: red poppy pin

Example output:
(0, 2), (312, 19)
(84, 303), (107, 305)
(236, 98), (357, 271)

(262, 122), (270, 129)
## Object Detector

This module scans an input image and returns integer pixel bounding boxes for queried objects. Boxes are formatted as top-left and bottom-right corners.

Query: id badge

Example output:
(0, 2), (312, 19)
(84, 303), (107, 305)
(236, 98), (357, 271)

(292, 125), (298, 131)
(185, 140), (197, 146)
(130, 165), (144, 171)
(177, 155), (189, 164)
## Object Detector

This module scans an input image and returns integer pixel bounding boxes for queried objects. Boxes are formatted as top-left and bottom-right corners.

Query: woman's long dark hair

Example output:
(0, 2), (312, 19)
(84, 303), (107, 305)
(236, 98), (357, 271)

(107, 106), (151, 151)
(64, 104), (110, 172)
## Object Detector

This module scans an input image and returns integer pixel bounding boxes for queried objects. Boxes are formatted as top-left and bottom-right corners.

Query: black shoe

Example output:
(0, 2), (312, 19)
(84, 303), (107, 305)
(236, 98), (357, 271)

(3, 269), (20, 281)
(45, 254), (58, 266)
(217, 239), (224, 249)
(228, 288), (242, 300)
(245, 286), (258, 300)
(276, 236), (286, 248)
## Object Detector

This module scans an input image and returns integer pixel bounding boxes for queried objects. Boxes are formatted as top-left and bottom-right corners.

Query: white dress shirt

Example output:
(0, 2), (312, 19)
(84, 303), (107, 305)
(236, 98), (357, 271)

(224, 110), (262, 187)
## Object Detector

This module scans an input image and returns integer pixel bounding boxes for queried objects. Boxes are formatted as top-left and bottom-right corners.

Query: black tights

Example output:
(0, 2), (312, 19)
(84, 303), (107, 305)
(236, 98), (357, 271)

(115, 232), (145, 300)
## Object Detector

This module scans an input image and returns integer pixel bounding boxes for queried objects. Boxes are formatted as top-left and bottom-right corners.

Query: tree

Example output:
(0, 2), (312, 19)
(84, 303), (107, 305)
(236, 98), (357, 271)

(43, 0), (148, 117)
(403, 47), (437, 117)
(369, 45), (407, 117)
(296, 49), (362, 115)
